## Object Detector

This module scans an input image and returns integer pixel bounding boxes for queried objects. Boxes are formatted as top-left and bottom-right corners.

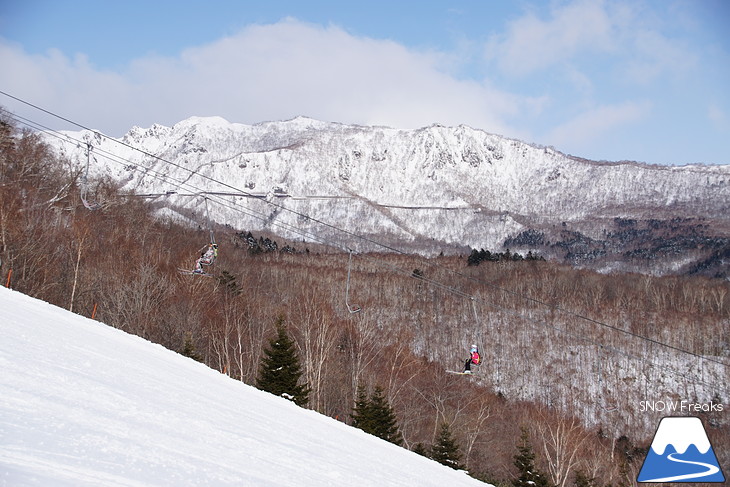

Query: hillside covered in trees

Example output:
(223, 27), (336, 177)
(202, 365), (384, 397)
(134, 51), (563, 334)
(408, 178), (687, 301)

(1, 114), (728, 486)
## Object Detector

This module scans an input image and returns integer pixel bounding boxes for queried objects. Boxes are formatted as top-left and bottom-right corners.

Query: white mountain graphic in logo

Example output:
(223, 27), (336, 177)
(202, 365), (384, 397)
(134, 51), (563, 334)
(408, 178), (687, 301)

(637, 417), (725, 483)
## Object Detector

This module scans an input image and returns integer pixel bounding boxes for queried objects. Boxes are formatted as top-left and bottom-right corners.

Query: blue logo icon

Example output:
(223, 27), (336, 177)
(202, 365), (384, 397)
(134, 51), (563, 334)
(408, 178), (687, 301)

(637, 417), (725, 483)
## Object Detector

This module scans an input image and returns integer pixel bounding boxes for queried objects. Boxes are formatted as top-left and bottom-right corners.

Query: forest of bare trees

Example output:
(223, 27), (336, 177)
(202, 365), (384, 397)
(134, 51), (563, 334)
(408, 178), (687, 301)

(2, 114), (728, 486)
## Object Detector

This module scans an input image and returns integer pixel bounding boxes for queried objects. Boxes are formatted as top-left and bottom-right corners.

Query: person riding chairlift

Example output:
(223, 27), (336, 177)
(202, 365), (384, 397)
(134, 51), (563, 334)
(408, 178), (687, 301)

(463, 344), (481, 374)
(193, 243), (218, 274)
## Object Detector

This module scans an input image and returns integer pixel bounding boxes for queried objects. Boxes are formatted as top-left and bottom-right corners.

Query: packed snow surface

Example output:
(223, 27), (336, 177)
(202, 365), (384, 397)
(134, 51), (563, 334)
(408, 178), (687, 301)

(0, 287), (488, 486)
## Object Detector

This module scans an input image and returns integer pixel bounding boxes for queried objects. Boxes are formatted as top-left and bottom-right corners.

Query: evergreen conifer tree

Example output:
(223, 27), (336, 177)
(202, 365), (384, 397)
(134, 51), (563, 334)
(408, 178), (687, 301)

(413, 442), (429, 458)
(430, 422), (465, 470)
(181, 333), (203, 362)
(512, 427), (552, 487)
(256, 319), (310, 407)
(217, 270), (242, 295)
(351, 385), (403, 446)
(368, 386), (403, 445)
(351, 385), (374, 432)
(573, 470), (597, 487)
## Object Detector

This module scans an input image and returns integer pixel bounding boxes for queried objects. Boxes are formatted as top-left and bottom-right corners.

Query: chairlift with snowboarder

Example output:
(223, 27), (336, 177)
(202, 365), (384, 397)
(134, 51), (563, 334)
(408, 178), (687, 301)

(463, 344), (482, 374)
(179, 196), (218, 276)
(446, 344), (482, 375)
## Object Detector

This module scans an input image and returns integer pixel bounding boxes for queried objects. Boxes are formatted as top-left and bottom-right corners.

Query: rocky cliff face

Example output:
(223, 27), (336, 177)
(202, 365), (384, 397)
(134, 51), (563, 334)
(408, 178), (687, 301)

(51, 115), (730, 276)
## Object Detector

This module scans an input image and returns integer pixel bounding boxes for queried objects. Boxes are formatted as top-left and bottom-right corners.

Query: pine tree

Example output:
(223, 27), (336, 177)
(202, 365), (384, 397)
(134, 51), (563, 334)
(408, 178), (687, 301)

(217, 270), (242, 295)
(351, 385), (374, 432)
(512, 427), (552, 487)
(255, 319), (310, 407)
(430, 422), (465, 470)
(351, 385), (403, 446)
(573, 470), (597, 487)
(368, 386), (403, 445)
(181, 333), (203, 362)
(413, 443), (429, 458)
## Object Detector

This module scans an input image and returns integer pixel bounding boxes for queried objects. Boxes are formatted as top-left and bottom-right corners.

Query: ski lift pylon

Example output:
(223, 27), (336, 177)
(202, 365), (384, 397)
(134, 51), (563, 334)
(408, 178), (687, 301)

(470, 296), (479, 324)
(596, 344), (618, 412)
(345, 250), (361, 314)
(204, 196), (215, 245)
(80, 143), (101, 210)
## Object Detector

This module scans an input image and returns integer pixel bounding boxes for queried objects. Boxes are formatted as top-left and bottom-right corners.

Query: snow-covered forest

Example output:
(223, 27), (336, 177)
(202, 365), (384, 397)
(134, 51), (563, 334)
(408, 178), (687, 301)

(49, 115), (730, 277)
(1, 112), (728, 485)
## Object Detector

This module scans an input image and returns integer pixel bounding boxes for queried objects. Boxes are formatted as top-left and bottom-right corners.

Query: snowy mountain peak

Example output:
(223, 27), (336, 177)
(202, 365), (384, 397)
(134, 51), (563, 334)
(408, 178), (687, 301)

(122, 122), (171, 145)
(650, 417), (712, 455)
(172, 115), (232, 130)
(49, 115), (730, 274)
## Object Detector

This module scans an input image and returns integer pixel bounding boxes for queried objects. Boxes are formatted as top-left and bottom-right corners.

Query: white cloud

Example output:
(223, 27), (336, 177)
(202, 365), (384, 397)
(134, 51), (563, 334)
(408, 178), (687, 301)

(485, 0), (697, 85)
(485, 0), (615, 77)
(546, 100), (651, 153)
(1, 9), (720, 166)
(0, 19), (528, 138)
(622, 29), (697, 84)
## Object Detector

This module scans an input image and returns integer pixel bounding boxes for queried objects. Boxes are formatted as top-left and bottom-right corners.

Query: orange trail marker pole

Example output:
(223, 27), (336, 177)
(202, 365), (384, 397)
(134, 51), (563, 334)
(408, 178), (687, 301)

(5, 269), (11, 288)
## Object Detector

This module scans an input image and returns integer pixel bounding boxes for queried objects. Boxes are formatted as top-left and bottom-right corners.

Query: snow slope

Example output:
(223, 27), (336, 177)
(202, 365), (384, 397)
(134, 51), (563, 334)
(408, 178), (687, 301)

(0, 287), (488, 487)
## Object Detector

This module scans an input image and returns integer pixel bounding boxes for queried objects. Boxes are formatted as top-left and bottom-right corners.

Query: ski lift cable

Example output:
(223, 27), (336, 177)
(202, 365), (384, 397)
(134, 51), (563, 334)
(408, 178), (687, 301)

(8, 112), (335, 249)
(9, 114), (728, 397)
(0, 90), (407, 254)
(4, 95), (728, 375)
(13, 108), (729, 383)
(349, 239), (727, 394)
(493, 288), (725, 394)
(10, 112), (371, 253)
(10, 108), (729, 384)
(472, 282), (725, 394)
(1, 102), (713, 357)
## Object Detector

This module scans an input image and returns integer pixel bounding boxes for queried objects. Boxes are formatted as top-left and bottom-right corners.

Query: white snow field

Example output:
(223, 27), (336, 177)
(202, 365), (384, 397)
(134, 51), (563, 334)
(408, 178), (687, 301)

(0, 287), (488, 486)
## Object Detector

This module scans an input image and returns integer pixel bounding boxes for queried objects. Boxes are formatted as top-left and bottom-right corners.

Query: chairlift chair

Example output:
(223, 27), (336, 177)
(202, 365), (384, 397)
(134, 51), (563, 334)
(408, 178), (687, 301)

(345, 250), (361, 314)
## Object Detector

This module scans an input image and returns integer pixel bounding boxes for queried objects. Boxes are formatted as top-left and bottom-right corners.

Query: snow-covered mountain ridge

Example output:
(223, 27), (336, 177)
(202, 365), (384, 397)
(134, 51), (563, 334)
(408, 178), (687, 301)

(51, 116), (730, 274)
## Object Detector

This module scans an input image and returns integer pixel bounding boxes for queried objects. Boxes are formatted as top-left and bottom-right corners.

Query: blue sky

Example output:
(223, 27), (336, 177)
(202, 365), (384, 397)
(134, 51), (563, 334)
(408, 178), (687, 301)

(1, 0), (728, 165)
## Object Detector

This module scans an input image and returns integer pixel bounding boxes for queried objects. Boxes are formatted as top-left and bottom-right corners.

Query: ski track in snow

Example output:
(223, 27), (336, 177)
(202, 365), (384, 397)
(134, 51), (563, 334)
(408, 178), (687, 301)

(0, 287), (488, 486)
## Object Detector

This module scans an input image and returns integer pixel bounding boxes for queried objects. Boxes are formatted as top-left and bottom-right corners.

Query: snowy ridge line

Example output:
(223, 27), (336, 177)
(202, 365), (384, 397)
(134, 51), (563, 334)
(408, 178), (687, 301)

(375, 204), (472, 210)
(7, 100), (729, 377)
(7, 96), (729, 435)
(7, 100), (730, 360)
(10, 111), (338, 249)
(10, 105), (730, 399)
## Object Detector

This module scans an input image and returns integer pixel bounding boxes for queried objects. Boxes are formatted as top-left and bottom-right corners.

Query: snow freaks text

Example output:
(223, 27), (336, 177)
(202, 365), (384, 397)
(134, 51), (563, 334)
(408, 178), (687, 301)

(639, 400), (724, 413)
